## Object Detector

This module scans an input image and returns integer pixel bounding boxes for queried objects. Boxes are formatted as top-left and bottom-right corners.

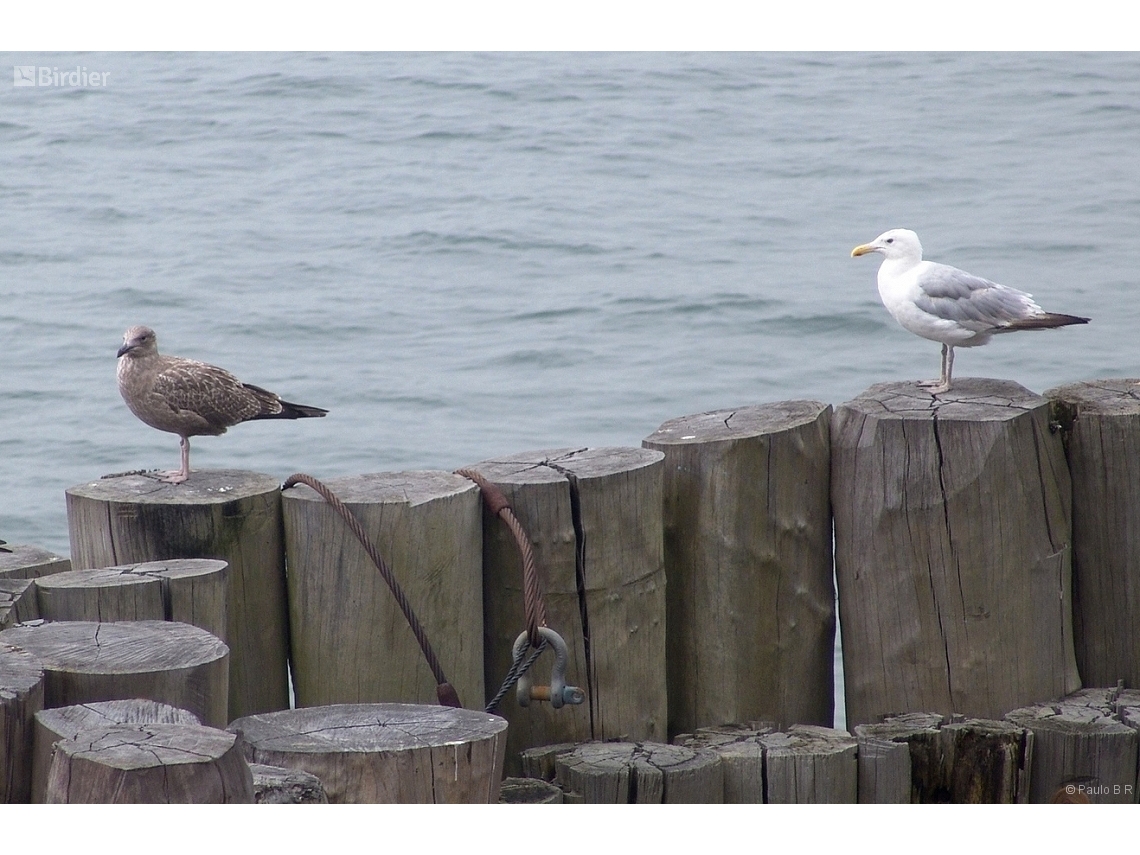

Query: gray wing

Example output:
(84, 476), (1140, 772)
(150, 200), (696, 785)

(912, 263), (1039, 329)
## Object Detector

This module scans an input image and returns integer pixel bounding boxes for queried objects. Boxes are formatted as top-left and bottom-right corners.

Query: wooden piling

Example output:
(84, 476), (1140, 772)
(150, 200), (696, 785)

(467, 447), (667, 771)
(1, 580), (38, 631)
(673, 722), (857, 803)
(228, 703), (508, 803)
(555, 741), (723, 803)
(0, 642), (43, 803)
(831, 379), (1081, 727)
(1006, 688), (1139, 804)
(250, 763), (329, 804)
(1046, 381), (1140, 689)
(44, 722), (253, 803)
(32, 699), (202, 803)
(856, 734), (911, 804)
(499, 777), (564, 803)
(0, 620), (229, 727)
(34, 568), (165, 623)
(31, 560), (228, 641)
(0, 544), (70, 580)
(671, 722), (774, 803)
(65, 470), (288, 719)
(643, 402), (834, 735)
(854, 713), (1032, 803)
(282, 471), (483, 708)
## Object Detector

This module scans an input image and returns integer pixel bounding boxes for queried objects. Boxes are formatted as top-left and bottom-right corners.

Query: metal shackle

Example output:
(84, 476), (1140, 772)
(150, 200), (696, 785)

(513, 627), (586, 710)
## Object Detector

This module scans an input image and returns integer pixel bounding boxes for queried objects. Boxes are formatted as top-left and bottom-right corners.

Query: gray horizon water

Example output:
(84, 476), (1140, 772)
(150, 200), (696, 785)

(4, 53), (1139, 727)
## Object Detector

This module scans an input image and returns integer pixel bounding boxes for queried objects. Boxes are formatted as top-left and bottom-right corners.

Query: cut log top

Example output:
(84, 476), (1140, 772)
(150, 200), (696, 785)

(282, 471), (478, 505)
(644, 400), (829, 445)
(837, 378), (1048, 421)
(0, 545), (70, 580)
(228, 703), (508, 753)
(56, 723), (240, 768)
(66, 469), (281, 505)
(468, 446), (663, 484)
(1006, 695), (1138, 736)
(34, 567), (156, 591)
(0, 621), (228, 673)
(35, 699), (202, 734)
(0, 640), (43, 692)
(853, 712), (947, 741)
(123, 558), (228, 582)
(1046, 379), (1140, 415)
(34, 560), (227, 590)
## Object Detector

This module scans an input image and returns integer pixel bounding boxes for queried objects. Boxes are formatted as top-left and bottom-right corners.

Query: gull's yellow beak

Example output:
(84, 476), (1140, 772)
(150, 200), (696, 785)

(851, 243), (875, 257)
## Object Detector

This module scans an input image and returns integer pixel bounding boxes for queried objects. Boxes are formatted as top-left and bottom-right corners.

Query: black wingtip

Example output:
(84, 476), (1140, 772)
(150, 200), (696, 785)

(282, 401), (329, 419)
(1006, 313), (1090, 331)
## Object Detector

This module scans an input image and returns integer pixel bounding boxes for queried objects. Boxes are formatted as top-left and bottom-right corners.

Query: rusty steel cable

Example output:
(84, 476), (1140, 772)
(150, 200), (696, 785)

(454, 467), (548, 648)
(281, 473), (461, 709)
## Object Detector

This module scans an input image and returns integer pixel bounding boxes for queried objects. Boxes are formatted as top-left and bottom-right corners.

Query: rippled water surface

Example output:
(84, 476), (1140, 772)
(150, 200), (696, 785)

(3, 57), (1139, 650)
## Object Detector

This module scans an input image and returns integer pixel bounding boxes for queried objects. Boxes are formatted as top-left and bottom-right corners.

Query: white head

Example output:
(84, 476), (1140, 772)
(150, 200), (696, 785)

(851, 228), (923, 262)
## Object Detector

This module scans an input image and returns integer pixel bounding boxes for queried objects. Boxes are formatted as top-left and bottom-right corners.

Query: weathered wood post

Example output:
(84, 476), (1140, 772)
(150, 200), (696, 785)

(1046, 381), (1140, 689)
(673, 722), (857, 803)
(1, 581), (38, 630)
(1006, 688), (1139, 804)
(250, 764), (329, 804)
(0, 545), (70, 580)
(831, 379), (1081, 727)
(854, 713), (1032, 803)
(0, 643), (43, 803)
(44, 723), (253, 804)
(554, 741), (724, 803)
(65, 471), (287, 719)
(282, 472), (483, 708)
(0, 620), (229, 727)
(32, 699), (202, 803)
(34, 568), (165, 623)
(30, 560), (228, 639)
(229, 703), (508, 803)
(467, 447), (667, 771)
(643, 402), (834, 735)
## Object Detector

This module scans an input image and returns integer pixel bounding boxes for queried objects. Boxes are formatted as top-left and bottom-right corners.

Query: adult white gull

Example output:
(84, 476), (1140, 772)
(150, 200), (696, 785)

(851, 229), (1089, 394)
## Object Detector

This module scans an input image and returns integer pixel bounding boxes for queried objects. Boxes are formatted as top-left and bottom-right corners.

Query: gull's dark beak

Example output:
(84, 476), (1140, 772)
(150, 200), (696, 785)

(117, 342), (134, 358)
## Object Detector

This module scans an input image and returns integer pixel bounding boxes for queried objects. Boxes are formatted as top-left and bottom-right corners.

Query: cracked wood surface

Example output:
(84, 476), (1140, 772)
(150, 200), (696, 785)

(228, 702), (507, 803)
(1046, 380), (1140, 689)
(1006, 688), (1139, 804)
(832, 378), (1080, 727)
(467, 447), (666, 774)
(282, 471), (484, 709)
(43, 722), (252, 803)
(32, 558), (232, 642)
(674, 722), (857, 803)
(0, 620), (229, 727)
(0, 642), (43, 803)
(856, 713), (1031, 803)
(644, 401), (834, 735)
(65, 470), (287, 720)
(555, 740), (723, 803)
(31, 698), (202, 803)
(0, 544), (71, 581)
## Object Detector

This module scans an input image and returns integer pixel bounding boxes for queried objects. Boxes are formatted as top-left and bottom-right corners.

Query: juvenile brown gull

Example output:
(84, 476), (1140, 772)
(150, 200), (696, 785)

(116, 325), (328, 484)
(851, 229), (1089, 394)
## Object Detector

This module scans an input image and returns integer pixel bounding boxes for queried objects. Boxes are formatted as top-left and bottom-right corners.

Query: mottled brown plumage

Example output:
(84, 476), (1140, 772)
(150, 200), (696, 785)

(116, 325), (327, 483)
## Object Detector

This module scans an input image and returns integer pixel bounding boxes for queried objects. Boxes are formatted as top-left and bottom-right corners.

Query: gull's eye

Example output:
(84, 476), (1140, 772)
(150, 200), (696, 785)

(885, 238), (894, 244)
